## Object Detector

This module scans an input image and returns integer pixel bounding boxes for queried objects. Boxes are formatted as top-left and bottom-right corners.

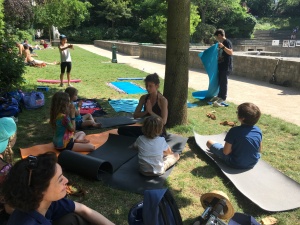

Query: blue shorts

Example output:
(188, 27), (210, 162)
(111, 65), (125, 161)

(75, 120), (83, 129)
(209, 143), (231, 166)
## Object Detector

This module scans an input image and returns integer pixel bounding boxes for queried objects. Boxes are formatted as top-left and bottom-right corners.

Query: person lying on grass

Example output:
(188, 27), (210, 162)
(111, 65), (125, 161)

(206, 102), (262, 169)
(118, 73), (168, 138)
(132, 116), (180, 176)
(65, 87), (101, 129)
(50, 92), (95, 152)
(24, 44), (58, 67)
(1, 152), (115, 225)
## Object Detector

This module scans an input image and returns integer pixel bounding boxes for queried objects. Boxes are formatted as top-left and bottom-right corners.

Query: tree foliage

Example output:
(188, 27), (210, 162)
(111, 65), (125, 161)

(0, 0), (4, 37)
(34, 0), (91, 39)
(3, 0), (33, 30)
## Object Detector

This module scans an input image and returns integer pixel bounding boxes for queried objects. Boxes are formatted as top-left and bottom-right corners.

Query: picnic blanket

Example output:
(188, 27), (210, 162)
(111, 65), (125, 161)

(193, 131), (300, 212)
(107, 82), (147, 94)
(192, 43), (219, 100)
(109, 99), (140, 113)
(74, 99), (106, 116)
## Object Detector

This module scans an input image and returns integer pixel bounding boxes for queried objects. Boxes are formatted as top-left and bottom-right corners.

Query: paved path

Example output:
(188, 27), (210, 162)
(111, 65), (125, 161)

(76, 44), (300, 126)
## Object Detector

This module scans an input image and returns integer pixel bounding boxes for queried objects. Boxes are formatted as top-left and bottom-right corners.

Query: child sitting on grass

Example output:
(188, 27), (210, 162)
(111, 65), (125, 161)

(133, 115), (180, 176)
(50, 91), (95, 152)
(206, 102), (262, 169)
(65, 87), (101, 129)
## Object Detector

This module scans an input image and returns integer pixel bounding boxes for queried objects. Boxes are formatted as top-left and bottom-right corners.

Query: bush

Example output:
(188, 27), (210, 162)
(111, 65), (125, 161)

(0, 39), (26, 93)
(60, 26), (107, 43)
(192, 23), (216, 44)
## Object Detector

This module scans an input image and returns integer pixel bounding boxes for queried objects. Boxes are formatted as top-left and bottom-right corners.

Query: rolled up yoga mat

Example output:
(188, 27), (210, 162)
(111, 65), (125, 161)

(58, 151), (113, 180)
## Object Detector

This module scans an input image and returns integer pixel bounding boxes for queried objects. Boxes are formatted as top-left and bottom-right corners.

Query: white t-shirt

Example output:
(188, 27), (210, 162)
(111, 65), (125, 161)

(135, 135), (169, 174)
(60, 45), (71, 62)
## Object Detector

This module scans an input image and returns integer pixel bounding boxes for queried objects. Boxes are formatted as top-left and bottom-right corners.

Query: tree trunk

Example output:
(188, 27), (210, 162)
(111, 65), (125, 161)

(164, 0), (190, 127)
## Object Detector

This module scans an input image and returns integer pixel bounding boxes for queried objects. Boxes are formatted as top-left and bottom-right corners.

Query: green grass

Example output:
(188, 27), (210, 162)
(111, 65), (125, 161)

(255, 17), (300, 30)
(14, 47), (300, 224)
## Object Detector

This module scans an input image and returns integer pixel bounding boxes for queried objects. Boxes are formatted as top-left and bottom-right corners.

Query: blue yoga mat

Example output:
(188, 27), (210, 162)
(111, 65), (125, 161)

(192, 43), (219, 100)
(109, 82), (147, 94)
(109, 99), (141, 113)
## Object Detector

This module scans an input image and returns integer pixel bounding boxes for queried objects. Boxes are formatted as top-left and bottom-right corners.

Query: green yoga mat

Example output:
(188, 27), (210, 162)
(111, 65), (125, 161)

(193, 131), (300, 212)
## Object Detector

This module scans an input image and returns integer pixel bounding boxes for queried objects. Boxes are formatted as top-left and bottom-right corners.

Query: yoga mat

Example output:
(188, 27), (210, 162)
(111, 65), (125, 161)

(118, 78), (144, 80)
(95, 116), (143, 128)
(37, 79), (81, 84)
(58, 151), (113, 180)
(108, 99), (140, 113)
(20, 129), (119, 158)
(108, 82), (147, 94)
(193, 131), (300, 212)
(99, 133), (188, 194)
(192, 43), (219, 100)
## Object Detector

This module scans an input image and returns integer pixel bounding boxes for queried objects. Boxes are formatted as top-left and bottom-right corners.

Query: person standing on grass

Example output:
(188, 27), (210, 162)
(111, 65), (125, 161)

(59, 34), (73, 87)
(210, 29), (233, 107)
(206, 102), (262, 169)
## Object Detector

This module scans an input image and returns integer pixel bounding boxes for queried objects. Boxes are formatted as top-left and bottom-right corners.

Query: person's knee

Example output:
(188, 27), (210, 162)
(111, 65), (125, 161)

(174, 153), (180, 160)
(206, 140), (214, 148)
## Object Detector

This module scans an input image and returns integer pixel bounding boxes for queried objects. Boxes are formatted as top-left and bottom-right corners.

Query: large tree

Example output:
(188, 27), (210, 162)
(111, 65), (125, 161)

(164, 0), (190, 126)
(0, 0), (4, 37)
(35, 0), (91, 41)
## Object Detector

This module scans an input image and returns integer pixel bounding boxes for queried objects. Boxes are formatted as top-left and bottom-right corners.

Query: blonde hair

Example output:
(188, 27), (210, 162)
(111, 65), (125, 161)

(142, 116), (163, 139)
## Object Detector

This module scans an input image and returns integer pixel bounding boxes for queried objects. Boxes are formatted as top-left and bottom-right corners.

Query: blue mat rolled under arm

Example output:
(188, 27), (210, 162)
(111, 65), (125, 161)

(192, 43), (219, 100)
(109, 82), (147, 94)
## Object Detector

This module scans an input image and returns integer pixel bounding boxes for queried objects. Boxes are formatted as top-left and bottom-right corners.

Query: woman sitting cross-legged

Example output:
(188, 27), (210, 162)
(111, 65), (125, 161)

(1, 152), (115, 225)
(118, 73), (168, 137)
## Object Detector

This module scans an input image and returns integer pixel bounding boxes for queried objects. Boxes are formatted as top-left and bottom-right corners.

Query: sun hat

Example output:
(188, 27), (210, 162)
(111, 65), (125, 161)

(200, 190), (235, 220)
(0, 117), (17, 154)
(59, 34), (67, 40)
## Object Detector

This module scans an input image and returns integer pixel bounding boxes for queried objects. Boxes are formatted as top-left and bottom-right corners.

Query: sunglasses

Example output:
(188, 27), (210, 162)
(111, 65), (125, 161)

(27, 155), (38, 186)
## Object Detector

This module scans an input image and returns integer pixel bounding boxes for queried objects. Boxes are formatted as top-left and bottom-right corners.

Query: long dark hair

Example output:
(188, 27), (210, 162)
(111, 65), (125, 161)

(50, 92), (70, 129)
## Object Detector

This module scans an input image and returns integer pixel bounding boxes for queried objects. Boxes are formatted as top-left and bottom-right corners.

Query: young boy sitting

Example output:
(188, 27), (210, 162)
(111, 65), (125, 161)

(206, 102), (262, 169)
(133, 116), (180, 176)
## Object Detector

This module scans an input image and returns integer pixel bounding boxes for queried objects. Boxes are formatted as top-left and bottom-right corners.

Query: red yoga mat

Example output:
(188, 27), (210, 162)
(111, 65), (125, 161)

(37, 79), (82, 84)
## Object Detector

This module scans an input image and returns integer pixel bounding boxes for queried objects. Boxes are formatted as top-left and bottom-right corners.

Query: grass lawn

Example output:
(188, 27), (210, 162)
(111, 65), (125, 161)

(13, 46), (300, 224)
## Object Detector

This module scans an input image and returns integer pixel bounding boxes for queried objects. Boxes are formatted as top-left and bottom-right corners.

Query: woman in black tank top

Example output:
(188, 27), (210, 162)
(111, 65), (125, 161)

(118, 73), (168, 137)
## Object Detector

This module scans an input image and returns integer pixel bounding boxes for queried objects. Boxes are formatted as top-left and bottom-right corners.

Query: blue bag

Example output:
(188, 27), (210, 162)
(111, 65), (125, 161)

(0, 97), (20, 118)
(128, 189), (183, 225)
(23, 91), (45, 109)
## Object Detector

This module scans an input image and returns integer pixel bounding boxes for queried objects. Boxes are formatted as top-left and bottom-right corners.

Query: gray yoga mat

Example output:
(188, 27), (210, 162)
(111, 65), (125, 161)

(194, 131), (300, 212)
(95, 116), (143, 128)
(58, 133), (187, 194)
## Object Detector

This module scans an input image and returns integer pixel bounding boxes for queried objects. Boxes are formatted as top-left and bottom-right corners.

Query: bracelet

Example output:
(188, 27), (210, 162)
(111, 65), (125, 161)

(222, 46), (225, 50)
(70, 117), (75, 120)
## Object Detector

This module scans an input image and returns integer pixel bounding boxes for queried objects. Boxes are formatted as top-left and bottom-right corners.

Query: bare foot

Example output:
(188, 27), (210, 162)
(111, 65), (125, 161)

(92, 123), (102, 128)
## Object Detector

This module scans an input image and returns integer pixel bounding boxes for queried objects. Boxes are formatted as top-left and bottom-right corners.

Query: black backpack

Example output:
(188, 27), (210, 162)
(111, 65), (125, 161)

(128, 189), (183, 225)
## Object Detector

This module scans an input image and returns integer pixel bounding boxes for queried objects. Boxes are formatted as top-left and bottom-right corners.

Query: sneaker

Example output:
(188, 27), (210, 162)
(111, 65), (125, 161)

(59, 83), (64, 87)
(213, 101), (224, 107)
(216, 98), (225, 104)
(210, 96), (219, 102)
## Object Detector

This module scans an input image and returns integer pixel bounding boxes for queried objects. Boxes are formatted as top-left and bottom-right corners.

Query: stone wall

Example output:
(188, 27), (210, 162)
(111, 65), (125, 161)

(94, 40), (140, 56)
(93, 40), (300, 89)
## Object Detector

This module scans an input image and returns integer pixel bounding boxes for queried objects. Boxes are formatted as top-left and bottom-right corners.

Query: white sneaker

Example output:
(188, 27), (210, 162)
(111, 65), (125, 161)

(216, 98), (225, 104)
(213, 101), (224, 107)
(210, 96), (219, 102)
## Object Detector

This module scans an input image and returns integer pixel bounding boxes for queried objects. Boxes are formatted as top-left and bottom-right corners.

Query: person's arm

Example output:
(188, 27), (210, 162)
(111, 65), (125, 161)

(58, 44), (73, 51)
(259, 142), (262, 152)
(223, 142), (232, 155)
(133, 95), (148, 119)
(163, 146), (173, 156)
(66, 105), (76, 132)
(145, 95), (168, 125)
(74, 202), (115, 225)
(218, 42), (233, 55)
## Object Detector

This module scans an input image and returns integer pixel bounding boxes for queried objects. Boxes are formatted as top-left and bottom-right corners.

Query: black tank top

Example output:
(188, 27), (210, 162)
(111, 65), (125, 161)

(144, 94), (161, 116)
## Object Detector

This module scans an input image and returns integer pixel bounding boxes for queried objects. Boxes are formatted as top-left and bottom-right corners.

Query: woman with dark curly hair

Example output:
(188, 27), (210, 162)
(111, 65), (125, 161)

(1, 152), (114, 225)
(118, 73), (168, 137)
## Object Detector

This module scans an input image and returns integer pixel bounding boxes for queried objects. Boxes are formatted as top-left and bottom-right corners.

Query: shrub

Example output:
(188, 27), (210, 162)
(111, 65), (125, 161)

(60, 26), (106, 43)
(0, 39), (26, 93)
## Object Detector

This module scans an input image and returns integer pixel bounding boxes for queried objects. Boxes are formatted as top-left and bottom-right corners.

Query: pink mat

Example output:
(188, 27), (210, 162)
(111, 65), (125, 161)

(37, 79), (82, 84)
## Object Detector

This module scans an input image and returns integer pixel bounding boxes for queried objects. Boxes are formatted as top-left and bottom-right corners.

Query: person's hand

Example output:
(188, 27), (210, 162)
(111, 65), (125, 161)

(218, 42), (224, 49)
(69, 103), (76, 117)
(68, 44), (74, 50)
(146, 99), (153, 114)
(78, 100), (83, 108)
